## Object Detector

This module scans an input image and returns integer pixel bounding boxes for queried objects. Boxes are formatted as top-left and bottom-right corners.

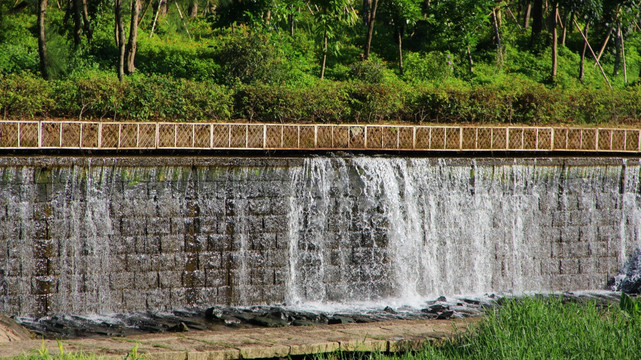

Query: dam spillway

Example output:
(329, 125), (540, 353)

(0, 156), (639, 316)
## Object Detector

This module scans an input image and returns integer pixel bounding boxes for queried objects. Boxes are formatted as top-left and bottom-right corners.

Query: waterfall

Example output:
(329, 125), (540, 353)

(286, 157), (641, 307)
(1, 156), (641, 316)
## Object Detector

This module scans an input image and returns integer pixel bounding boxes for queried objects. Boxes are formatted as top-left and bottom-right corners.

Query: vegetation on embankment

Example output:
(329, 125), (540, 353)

(361, 294), (641, 360)
(3, 73), (641, 125)
(2, 2), (641, 125)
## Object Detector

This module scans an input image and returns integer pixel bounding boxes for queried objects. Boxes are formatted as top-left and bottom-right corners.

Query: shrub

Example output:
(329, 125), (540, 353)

(0, 73), (53, 118)
(235, 81), (350, 123)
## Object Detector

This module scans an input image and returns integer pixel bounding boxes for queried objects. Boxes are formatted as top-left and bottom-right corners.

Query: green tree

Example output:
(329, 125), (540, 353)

(312, 0), (358, 79)
(429, 0), (494, 73)
(380, 0), (421, 74)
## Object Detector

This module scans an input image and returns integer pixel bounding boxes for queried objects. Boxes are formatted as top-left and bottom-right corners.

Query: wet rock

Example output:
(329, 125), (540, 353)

(436, 311), (454, 320)
(610, 248), (641, 294)
(328, 316), (355, 325)
(422, 304), (449, 314)
(168, 322), (190, 332)
(249, 316), (289, 328)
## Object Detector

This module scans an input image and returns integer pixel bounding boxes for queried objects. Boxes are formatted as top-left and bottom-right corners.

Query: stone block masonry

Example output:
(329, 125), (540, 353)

(0, 156), (640, 316)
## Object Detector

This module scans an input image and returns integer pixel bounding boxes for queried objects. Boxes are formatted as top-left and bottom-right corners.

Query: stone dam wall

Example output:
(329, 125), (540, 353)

(0, 156), (640, 316)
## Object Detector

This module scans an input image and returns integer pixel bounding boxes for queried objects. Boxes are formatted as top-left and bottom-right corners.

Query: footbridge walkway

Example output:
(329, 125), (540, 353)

(1, 120), (639, 152)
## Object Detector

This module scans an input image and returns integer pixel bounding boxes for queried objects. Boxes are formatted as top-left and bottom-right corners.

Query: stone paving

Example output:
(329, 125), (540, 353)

(0, 318), (478, 359)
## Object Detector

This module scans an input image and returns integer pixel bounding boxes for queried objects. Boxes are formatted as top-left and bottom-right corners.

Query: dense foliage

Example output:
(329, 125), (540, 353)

(1, 0), (641, 124)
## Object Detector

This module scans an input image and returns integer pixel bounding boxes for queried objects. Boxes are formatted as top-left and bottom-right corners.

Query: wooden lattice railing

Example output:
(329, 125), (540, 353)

(0, 120), (639, 152)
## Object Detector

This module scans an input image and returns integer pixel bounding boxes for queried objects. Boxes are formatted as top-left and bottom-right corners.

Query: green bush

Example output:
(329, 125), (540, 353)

(235, 81), (350, 122)
(0, 73), (53, 118)
(403, 51), (455, 83)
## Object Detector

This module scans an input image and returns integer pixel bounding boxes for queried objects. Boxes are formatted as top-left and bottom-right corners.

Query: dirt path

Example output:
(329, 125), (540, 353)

(0, 318), (479, 359)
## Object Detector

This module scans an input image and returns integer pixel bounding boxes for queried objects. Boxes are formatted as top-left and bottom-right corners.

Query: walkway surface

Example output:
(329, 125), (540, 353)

(0, 318), (478, 359)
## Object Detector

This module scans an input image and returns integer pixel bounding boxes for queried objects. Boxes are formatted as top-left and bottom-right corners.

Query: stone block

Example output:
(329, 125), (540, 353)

(559, 259), (579, 275)
(110, 272), (134, 291)
(200, 251), (222, 270)
(263, 216), (288, 233)
(248, 216), (265, 234)
(578, 258), (598, 274)
(183, 270), (206, 288)
(158, 271), (182, 289)
(144, 289), (172, 311)
(160, 235), (184, 254)
(148, 217), (171, 235)
(134, 271), (159, 290)
(122, 288), (147, 311)
(155, 253), (177, 271)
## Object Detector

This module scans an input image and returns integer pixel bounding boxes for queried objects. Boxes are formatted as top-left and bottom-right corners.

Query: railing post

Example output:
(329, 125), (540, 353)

(155, 123), (159, 149)
(413, 126), (416, 150)
(263, 125), (267, 149)
(505, 128), (509, 150)
(38, 121), (43, 148)
(459, 126), (463, 150)
(79, 122), (84, 148)
(595, 129), (599, 151)
(314, 125), (318, 149)
(117, 124), (122, 148)
(173, 124), (177, 148)
(98, 123), (103, 149)
(610, 129), (613, 151)
(209, 124), (214, 149)
(364, 126), (368, 149)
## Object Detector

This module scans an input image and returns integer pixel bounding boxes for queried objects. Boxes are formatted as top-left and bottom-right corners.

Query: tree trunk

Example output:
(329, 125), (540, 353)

(562, 11), (573, 46)
(125, 0), (140, 75)
(161, 0), (168, 15)
(523, 2), (531, 29)
(551, 2), (558, 80)
(530, 0), (543, 48)
(594, 26), (613, 67)
(175, 1), (191, 38)
(37, 0), (49, 79)
(73, 0), (83, 48)
(614, 24), (621, 76)
(288, 5), (294, 37)
(362, 0), (370, 27)
(188, 0), (198, 18)
(397, 24), (404, 75)
(320, 28), (328, 79)
(82, 0), (92, 40)
(115, 0), (126, 80)
(492, 8), (503, 66)
(363, 0), (379, 60)
(466, 44), (474, 73)
(621, 26), (627, 84)
(150, 0), (164, 38)
(579, 23), (589, 81)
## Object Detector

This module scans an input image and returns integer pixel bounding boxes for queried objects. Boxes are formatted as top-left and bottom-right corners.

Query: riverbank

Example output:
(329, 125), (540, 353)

(1, 317), (478, 359)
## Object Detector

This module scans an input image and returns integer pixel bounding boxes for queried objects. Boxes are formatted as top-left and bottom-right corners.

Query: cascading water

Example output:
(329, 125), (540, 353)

(286, 157), (641, 309)
(1, 156), (641, 318)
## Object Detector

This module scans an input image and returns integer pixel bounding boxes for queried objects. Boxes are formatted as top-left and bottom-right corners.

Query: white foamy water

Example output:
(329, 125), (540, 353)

(285, 157), (641, 310)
